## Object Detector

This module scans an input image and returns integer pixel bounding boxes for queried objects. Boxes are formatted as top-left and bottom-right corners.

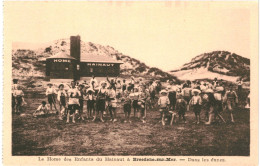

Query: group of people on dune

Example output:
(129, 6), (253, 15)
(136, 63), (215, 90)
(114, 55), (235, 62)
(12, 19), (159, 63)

(12, 76), (249, 126)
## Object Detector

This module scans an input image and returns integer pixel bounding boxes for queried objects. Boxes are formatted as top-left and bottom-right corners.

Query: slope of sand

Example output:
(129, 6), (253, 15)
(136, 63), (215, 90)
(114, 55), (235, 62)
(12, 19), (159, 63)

(170, 67), (239, 82)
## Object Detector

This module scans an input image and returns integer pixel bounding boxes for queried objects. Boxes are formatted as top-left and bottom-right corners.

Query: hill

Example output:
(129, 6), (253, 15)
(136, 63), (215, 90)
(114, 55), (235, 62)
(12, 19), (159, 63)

(170, 51), (250, 82)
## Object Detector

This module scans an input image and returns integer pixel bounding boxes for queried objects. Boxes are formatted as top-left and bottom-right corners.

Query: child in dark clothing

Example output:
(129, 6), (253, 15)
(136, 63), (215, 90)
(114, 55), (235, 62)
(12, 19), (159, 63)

(175, 93), (187, 123)
(122, 86), (132, 123)
(86, 88), (95, 119)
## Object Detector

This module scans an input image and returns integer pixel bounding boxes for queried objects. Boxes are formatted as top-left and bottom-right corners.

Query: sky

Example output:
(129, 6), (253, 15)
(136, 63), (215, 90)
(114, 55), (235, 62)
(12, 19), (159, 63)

(5, 1), (257, 71)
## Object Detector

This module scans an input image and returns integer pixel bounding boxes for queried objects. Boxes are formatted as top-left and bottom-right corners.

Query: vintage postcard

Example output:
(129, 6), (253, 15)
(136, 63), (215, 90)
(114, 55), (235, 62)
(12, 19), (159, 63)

(3, 1), (258, 165)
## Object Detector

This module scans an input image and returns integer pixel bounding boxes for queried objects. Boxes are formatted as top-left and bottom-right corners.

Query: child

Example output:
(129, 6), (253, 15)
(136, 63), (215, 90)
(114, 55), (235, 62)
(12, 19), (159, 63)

(90, 75), (98, 88)
(122, 79), (127, 92)
(223, 85), (238, 123)
(57, 84), (67, 120)
(77, 84), (85, 121)
(245, 91), (250, 109)
(12, 79), (19, 112)
(189, 89), (202, 124)
(158, 90), (170, 126)
(201, 88), (210, 121)
(122, 86), (132, 123)
(13, 85), (24, 114)
(94, 81), (108, 122)
(115, 80), (122, 99)
(237, 79), (243, 101)
(107, 76), (117, 91)
(205, 89), (224, 125)
(86, 88), (95, 119)
(148, 81), (156, 108)
(174, 93), (187, 124)
(67, 81), (81, 123)
(138, 86), (147, 123)
(182, 85), (192, 103)
(131, 87), (140, 118)
(46, 83), (57, 113)
(167, 81), (177, 110)
(33, 101), (49, 117)
(107, 85), (118, 122)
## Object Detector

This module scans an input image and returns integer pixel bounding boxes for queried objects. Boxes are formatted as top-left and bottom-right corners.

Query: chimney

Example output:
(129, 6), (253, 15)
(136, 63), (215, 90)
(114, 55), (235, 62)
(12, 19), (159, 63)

(70, 35), (81, 61)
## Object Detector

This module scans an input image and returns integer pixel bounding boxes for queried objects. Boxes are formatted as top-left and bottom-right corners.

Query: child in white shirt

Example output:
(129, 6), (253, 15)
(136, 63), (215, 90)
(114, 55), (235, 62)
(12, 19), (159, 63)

(33, 101), (49, 117)
(158, 90), (170, 126)
(46, 83), (57, 113)
(67, 81), (81, 123)
(107, 86), (118, 122)
(189, 89), (202, 124)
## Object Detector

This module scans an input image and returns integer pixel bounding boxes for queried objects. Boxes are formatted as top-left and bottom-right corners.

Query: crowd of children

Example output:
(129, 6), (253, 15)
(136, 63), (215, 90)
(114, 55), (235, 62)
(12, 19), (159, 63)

(12, 76), (250, 126)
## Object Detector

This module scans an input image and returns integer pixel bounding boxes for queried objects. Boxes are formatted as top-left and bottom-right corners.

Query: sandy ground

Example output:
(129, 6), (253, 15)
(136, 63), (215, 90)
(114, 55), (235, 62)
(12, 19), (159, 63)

(12, 89), (250, 156)
(170, 68), (240, 82)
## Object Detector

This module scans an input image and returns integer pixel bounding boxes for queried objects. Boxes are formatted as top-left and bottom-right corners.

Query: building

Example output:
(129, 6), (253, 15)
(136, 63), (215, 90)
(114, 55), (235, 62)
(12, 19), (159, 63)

(44, 36), (122, 81)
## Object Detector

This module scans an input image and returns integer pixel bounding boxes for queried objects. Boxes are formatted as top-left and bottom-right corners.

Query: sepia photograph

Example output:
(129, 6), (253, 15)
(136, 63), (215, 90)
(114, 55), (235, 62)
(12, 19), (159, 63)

(3, 1), (258, 165)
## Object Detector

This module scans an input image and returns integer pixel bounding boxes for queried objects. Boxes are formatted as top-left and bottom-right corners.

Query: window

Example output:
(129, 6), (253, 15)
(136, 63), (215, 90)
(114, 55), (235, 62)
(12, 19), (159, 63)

(90, 67), (93, 73)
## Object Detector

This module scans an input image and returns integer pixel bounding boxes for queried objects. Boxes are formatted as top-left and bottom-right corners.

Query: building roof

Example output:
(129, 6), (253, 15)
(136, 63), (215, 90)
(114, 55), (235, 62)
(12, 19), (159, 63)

(46, 52), (76, 60)
(81, 53), (123, 64)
